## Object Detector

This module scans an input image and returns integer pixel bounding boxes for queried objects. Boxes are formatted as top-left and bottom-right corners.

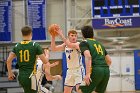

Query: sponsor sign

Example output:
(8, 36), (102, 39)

(92, 17), (140, 29)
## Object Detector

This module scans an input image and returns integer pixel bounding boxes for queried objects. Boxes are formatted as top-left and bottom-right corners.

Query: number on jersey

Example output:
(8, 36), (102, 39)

(94, 44), (103, 55)
(19, 50), (30, 62)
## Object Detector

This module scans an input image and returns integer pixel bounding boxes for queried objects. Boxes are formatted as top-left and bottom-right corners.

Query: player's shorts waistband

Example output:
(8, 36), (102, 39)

(68, 66), (83, 70)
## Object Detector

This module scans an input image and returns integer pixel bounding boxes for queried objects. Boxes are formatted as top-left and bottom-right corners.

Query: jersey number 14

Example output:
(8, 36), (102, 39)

(94, 44), (103, 55)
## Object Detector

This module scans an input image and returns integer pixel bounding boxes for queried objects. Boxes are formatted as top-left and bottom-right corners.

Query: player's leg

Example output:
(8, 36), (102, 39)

(79, 67), (105, 93)
(78, 79), (97, 93)
(64, 86), (73, 93)
(64, 76), (74, 93)
(75, 84), (80, 92)
(18, 74), (37, 93)
(79, 85), (93, 93)
(75, 66), (86, 92)
(95, 67), (110, 93)
(78, 67), (92, 93)
(64, 69), (76, 93)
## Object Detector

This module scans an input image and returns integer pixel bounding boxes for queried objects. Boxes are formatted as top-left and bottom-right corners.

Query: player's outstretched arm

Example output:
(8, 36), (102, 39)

(43, 61), (61, 81)
(45, 74), (62, 81)
(50, 35), (65, 51)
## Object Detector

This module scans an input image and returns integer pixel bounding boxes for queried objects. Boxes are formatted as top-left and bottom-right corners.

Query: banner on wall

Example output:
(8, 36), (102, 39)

(92, 17), (140, 29)
(134, 50), (140, 90)
(0, 0), (12, 42)
(27, 0), (46, 40)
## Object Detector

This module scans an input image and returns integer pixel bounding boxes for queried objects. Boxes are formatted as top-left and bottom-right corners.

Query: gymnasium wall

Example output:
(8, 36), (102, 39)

(107, 51), (135, 91)
(12, 0), (66, 42)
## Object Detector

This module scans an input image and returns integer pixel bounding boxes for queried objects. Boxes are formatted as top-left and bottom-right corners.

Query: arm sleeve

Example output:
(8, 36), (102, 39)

(105, 49), (108, 56)
(12, 43), (18, 54)
(12, 47), (16, 53)
(35, 43), (43, 55)
(79, 41), (89, 55)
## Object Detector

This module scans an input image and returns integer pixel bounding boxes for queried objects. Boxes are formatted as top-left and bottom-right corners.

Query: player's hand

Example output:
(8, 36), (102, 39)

(54, 75), (62, 80)
(49, 61), (59, 67)
(84, 73), (92, 86)
(44, 61), (59, 68)
(53, 25), (62, 36)
(54, 24), (60, 31)
(44, 61), (59, 74)
(56, 29), (63, 36)
(8, 71), (15, 80)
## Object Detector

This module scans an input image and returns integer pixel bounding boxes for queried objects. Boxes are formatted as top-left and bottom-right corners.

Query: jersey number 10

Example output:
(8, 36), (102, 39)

(19, 50), (30, 62)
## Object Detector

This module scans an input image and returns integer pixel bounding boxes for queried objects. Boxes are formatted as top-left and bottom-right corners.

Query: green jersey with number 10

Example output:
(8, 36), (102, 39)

(12, 41), (43, 75)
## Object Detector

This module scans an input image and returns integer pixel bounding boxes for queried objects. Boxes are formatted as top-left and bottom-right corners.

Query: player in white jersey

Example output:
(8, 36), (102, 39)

(65, 46), (85, 87)
(51, 29), (85, 93)
(36, 49), (62, 93)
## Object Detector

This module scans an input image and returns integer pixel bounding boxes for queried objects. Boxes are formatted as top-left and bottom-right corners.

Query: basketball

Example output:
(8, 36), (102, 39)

(48, 24), (59, 36)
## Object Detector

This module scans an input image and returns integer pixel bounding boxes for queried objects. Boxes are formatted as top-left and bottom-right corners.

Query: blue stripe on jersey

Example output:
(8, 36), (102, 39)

(81, 67), (84, 80)
(37, 71), (45, 92)
(77, 49), (82, 67)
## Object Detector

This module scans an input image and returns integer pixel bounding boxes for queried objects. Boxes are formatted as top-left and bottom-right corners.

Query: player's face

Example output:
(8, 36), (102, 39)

(29, 33), (32, 40)
(68, 33), (77, 43)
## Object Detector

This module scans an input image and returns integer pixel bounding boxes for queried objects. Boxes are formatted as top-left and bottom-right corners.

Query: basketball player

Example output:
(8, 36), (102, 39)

(51, 28), (85, 93)
(36, 48), (62, 93)
(78, 25), (112, 93)
(6, 26), (59, 93)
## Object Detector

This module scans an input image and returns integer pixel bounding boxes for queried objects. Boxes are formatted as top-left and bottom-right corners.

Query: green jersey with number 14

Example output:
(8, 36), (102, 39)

(80, 38), (108, 67)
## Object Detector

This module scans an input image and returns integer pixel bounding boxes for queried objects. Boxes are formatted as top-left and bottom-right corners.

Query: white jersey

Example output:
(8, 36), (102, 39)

(36, 60), (52, 93)
(36, 59), (44, 85)
(64, 44), (85, 86)
(65, 44), (83, 69)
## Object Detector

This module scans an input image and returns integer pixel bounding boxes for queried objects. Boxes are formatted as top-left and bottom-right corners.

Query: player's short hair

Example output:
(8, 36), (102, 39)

(21, 26), (32, 36)
(81, 25), (94, 38)
(68, 29), (77, 36)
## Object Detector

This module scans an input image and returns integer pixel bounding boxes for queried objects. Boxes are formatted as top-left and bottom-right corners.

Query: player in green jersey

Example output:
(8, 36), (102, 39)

(78, 25), (112, 93)
(6, 26), (58, 93)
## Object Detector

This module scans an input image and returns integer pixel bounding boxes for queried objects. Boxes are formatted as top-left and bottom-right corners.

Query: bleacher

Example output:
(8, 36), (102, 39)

(0, 65), (24, 93)
(0, 51), (23, 93)
(0, 77), (23, 93)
